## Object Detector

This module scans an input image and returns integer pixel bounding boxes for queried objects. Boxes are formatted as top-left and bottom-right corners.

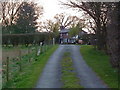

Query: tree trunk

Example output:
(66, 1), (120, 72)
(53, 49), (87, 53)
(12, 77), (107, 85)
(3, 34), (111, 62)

(107, 3), (119, 68)
(96, 19), (105, 50)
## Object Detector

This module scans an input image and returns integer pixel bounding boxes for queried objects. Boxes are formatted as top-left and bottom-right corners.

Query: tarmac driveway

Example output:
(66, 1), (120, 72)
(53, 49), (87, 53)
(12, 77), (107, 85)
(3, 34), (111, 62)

(35, 45), (108, 88)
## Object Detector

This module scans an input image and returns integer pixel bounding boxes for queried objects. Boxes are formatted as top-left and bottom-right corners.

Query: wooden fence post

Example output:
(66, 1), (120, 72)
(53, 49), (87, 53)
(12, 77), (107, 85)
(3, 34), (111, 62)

(40, 45), (43, 53)
(40, 42), (42, 54)
(36, 45), (38, 56)
(6, 57), (9, 81)
(28, 47), (30, 62)
(45, 45), (47, 52)
(19, 50), (22, 72)
(42, 45), (44, 53)
(53, 38), (55, 45)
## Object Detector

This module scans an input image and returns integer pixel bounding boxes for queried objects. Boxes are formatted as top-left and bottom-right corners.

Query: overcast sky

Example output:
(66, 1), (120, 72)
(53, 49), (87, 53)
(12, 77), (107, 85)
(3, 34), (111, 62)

(36, 0), (83, 21)
(35, 0), (119, 21)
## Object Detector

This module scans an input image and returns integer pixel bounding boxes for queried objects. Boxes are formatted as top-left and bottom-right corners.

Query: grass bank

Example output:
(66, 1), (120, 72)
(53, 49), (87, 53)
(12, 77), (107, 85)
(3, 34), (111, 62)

(3, 45), (58, 88)
(61, 52), (83, 88)
(80, 45), (119, 88)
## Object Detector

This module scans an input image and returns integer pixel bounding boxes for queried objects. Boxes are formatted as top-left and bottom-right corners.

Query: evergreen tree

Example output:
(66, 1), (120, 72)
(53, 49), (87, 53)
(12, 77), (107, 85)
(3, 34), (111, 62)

(14, 2), (43, 33)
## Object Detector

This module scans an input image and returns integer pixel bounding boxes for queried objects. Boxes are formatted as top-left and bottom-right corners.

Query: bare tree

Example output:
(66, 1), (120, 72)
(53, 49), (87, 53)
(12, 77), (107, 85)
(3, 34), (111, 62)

(1, 0), (43, 34)
(81, 14), (96, 34)
(107, 2), (119, 68)
(42, 19), (59, 34)
(62, 1), (110, 50)
(42, 20), (54, 32)
(1, 0), (25, 26)
(0, 0), (25, 34)
(62, 1), (120, 68)
(54, 13), (80, 28)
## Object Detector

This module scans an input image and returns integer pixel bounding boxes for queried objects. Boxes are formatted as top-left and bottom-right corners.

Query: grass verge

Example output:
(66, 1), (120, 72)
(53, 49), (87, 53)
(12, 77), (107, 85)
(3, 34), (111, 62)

(80, 45), (119, 88)
(61, 52), (83, 88)
(3, 45), (58, 88)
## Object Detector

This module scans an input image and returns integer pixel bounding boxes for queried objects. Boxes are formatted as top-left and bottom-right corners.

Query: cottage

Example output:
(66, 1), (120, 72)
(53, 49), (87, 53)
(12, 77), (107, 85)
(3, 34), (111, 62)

(59, 26), (69, 44)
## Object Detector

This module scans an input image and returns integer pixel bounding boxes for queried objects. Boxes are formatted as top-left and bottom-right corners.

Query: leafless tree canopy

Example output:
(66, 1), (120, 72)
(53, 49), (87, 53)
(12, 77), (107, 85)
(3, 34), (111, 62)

(54, 13), (80, 28)
(1, 1), (24, 26)
(1, 1), (43, 34)
(62, 1), (119, 68)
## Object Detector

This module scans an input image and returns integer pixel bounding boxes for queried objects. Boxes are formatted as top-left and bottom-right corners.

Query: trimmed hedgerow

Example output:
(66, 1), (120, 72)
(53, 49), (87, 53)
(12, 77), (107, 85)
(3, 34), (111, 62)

(2, 32), (55, 46)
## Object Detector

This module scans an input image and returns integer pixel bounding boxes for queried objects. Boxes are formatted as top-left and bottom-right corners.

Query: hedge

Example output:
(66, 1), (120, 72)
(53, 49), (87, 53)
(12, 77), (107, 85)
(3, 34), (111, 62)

(2, 32), (55, 46)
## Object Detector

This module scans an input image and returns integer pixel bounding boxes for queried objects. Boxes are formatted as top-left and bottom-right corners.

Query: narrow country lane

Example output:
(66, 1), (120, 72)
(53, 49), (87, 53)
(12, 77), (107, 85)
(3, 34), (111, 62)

(35, 45), (65, 88)
(35, 45), (108, 88)
(70, 45), (108, 88)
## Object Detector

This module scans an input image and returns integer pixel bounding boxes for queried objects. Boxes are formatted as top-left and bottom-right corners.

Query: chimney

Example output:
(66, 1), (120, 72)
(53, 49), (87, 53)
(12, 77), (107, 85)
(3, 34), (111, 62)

(60, 26), (65, 30)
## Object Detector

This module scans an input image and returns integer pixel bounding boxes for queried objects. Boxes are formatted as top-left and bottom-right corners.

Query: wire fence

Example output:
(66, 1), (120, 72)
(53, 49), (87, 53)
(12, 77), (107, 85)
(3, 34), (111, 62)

(2, 42), (54, 87)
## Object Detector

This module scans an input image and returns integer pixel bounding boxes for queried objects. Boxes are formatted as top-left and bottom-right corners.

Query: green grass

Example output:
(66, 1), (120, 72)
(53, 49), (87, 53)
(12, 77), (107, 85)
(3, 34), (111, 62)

(61, 52), (83, 88)
(2, 45), (35, 51)
(3, 45), (58, 88)
(80, 45), (119, 88)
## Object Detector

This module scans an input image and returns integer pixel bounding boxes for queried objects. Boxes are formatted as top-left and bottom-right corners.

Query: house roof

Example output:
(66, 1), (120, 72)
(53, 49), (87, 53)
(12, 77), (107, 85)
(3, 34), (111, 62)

(59, 28), (70, 33)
